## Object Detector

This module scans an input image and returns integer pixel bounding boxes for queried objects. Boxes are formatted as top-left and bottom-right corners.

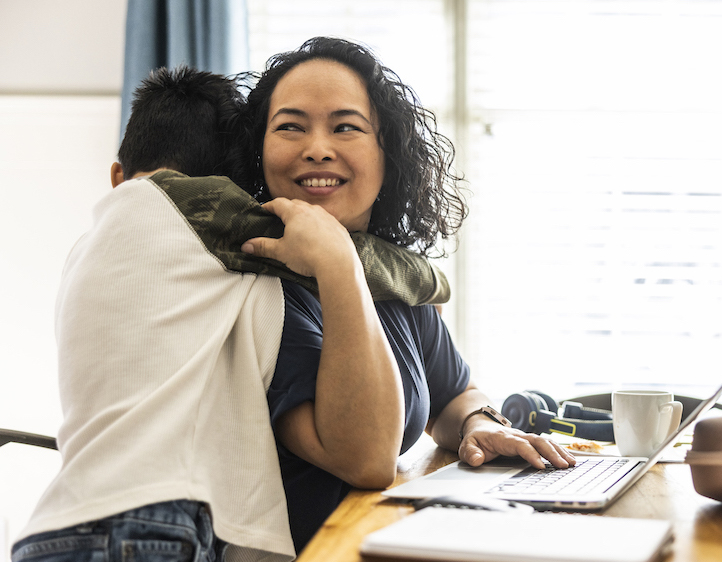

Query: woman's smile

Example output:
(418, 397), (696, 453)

(295, 172), (346, 190)
(298, 178), (343, 188)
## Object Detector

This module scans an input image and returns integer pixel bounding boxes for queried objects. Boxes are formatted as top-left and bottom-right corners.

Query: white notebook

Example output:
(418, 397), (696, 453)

(361, 507), (673, 562)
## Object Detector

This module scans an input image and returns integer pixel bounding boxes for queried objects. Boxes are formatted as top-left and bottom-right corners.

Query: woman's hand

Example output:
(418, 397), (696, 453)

(427, 383), (576, 470)
(459, 419), (576, 470)
(241, 197), (357, 279)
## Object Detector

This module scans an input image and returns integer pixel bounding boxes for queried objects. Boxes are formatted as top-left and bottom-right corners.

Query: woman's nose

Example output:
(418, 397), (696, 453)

(302, 132), (335, 162)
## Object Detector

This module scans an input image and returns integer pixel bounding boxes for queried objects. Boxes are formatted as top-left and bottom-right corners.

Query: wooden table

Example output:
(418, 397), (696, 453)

(296, 435), (722, 562)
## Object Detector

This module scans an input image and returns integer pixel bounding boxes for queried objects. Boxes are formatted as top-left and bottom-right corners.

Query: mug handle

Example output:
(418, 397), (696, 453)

(659, 400), (683, 440)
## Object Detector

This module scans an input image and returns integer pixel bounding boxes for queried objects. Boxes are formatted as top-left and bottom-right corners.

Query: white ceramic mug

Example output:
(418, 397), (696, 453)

(612, 390), (683, 457)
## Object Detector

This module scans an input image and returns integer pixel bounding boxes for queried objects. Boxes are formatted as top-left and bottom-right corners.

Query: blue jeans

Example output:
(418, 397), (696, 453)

(11, 500), (227, 562)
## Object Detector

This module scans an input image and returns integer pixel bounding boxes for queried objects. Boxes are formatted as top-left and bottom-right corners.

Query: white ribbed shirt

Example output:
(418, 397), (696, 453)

(18, 177), (295, 562)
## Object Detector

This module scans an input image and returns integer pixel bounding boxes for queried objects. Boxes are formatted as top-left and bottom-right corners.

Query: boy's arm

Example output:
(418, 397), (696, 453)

(350, 232), (450, 305)
(150, 170), (450, 305)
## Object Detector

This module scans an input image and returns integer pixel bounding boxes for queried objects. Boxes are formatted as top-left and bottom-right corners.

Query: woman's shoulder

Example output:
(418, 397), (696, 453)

(375, 300), (442, 336)
(280, 279), (440, 330)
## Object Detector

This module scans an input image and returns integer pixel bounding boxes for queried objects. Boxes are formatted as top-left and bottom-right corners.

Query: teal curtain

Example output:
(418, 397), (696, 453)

(120, 0), (249, 140)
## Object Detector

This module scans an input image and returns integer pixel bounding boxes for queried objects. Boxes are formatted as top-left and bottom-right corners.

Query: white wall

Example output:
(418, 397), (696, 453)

(0, 0), (126, 94)
(0, 1), (127, 557)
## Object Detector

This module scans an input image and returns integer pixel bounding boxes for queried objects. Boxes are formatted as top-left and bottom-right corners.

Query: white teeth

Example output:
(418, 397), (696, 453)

(300, 178), (340, 187)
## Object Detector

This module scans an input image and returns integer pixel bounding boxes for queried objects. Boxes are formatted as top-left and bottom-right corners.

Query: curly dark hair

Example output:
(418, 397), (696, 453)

(231, 37), (468, 256)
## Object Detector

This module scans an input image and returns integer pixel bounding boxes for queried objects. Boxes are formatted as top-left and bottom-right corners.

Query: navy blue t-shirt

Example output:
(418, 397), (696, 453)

(267, 280), (470, 551)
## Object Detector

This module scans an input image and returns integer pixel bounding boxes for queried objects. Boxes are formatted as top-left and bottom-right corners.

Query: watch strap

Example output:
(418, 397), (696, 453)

(459, 406), (512, 440)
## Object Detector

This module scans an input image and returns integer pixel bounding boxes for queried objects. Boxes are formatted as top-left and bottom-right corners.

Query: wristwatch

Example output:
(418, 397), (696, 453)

(459, 406), (512, 440)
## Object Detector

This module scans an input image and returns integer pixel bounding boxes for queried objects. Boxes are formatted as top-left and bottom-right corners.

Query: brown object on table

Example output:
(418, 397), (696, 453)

(296, 434), (722, 562)
(685, 415), (722, 502)
(565, 440), (604, 454)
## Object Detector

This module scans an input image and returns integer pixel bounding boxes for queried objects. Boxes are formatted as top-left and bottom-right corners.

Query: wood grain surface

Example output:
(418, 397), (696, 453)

(296, 435), (722, 562)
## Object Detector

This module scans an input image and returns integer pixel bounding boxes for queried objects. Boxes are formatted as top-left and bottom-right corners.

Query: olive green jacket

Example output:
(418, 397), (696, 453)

(151, 170), (449, 305)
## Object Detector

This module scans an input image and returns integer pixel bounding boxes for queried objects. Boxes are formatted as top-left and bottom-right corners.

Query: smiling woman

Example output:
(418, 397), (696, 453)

(234, 37), (576, 553)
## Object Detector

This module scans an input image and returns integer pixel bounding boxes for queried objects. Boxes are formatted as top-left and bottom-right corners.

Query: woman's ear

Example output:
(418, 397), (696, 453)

(110, 162), (124, 188)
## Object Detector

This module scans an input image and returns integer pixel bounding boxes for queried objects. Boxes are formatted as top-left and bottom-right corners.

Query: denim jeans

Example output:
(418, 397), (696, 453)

(11, 500), (227, 562)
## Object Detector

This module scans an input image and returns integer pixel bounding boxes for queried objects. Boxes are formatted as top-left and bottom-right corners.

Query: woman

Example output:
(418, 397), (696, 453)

(238, 37), (576, 551)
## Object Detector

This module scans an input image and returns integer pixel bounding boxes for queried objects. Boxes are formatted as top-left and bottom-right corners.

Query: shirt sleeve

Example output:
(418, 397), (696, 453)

(415, 305), (471, 419)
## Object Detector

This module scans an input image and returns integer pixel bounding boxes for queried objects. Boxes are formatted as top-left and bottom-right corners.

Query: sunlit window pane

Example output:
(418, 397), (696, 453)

(463, 0), (722, 399)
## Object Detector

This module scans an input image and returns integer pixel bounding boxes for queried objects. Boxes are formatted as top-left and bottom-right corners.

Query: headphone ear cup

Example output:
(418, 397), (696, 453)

(502, 391), (542, 433)
(528, 390), (558, 414)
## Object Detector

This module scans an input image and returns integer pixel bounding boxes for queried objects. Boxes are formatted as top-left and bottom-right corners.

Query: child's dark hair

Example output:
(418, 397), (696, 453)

(118, 66), (243, 179)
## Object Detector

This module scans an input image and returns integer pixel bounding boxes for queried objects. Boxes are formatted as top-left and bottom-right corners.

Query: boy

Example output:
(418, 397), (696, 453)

(12, 67), (448, 562)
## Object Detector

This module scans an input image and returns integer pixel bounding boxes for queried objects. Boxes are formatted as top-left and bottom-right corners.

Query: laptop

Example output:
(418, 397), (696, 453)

(383, 383), (722, 511)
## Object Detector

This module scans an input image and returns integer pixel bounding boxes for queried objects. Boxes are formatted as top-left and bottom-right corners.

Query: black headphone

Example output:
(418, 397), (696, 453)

(501, 390), (614, 442)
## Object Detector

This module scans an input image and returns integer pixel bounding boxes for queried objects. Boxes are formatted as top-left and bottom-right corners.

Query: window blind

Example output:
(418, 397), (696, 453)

(461, 0), (722, 398)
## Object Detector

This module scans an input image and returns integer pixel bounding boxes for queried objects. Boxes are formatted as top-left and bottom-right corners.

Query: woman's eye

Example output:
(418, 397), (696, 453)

(276, 123), (303, 132)
(336, 123), (361, 133)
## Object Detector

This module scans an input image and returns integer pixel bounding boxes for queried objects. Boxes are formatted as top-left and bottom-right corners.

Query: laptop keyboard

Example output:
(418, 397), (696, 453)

(492, 458), (634, 496)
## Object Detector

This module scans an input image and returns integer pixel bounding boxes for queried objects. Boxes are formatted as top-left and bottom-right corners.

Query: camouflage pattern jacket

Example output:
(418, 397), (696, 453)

(151, 170), (450, 306)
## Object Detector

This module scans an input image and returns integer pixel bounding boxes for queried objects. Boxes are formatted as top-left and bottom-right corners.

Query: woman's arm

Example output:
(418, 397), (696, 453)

(427, 382), (576, 470)
(242, 198), (404, 488)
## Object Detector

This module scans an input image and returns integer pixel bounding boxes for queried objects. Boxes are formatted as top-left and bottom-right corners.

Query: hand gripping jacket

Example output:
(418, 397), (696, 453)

(151, 170), (450, 306)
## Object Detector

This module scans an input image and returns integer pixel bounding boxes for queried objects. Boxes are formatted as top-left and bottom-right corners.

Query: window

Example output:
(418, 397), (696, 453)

(461, 0), (722, 399)
(244, 0), (722, 400)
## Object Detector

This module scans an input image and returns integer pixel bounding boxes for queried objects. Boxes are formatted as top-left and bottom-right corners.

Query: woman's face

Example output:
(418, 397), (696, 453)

(262, 59), (385, 232)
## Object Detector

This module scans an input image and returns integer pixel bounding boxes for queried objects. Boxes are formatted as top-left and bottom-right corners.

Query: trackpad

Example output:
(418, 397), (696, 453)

(383, 462), (522, 499)
(428, 464), (518, 482)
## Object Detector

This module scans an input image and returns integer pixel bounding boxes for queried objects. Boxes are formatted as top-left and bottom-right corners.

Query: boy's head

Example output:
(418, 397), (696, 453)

(114, 65), (242, 183)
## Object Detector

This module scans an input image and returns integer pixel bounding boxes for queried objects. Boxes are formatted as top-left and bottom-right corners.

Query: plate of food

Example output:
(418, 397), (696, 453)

(549, 434), (618, 456)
